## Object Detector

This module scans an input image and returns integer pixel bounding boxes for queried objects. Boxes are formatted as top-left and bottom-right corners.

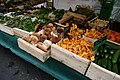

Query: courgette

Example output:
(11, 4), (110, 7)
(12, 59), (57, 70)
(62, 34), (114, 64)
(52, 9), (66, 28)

(112, 49), (120, 63)
(109, 55), (112, 60)
(98, 59), (102, 66)
(107, 60), (112, 71)
(102, 58), (107, 68)
(112, 63), (118, 74)
(110, 50), (115, 55)
(104, 48), (108, 53)
(105, 53), (109, 59)
(101, 53), (104, 58)
(99, 46), (103, 54)
(105, 42), (120, 50)
(96, 52), (100, 56)
(94, 59), (98, 63)
(94, 57), (99, 63)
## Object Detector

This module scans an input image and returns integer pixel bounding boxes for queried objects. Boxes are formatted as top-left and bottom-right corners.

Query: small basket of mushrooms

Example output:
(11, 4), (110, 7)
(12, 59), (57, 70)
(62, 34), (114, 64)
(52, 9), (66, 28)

(22, 22), (64, 52)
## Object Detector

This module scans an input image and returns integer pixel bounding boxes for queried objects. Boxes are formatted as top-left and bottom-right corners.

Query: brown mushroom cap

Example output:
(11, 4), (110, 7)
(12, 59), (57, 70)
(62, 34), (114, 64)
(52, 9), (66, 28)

(39, 35), (47, 42)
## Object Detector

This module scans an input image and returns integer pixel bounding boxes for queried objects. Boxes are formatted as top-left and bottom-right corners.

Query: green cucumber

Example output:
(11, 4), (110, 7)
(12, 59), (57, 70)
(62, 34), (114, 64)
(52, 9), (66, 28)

(94, 59), (98, 63)
(112, 63), (118, 74)
(112, 49), (120, 63)
(105, 53), (109, 59)
(99, 46), (103, 54)
(110, 50), (115, 55)
(96, 52), (100, 56)
(107, 60), (112, 71)
(104, 48), (108, 53)
(101, 53), (104, 58)
(98, 59), (102, 66)
(105, 42), (120, 50)
(94, 57), (99, 63)
(102, 58), (108, 68)
(109, 55), (112, 60)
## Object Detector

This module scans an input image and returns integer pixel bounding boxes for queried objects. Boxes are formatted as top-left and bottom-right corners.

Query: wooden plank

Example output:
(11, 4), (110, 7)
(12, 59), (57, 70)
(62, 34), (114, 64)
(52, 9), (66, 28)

(13, 28), (29, 37)
(59, 14), (73, 24)
(51, 44), (90, 75)
(113, 74), (120, 80)
(30, 0), (47, 5)
(0, 24), (14, 35)
(83, 35), (120, 46)
(82, 35), (97, 42)
(17, 38), (50, 62)
(0, 24), (2, 31)
(107, 40), (120, 46)
(59, 11), (86, 24)
(86, 62), (116, 80)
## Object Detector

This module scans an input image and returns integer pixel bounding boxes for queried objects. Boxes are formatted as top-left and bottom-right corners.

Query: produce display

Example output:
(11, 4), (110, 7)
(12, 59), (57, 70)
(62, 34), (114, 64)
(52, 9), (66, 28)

(0, 0), (65, 31)
(0, 14), (11, 24)
(94, 41), (120, 74)
(88, 18), (109, 30)
(0, 14), (39, 32)
(84, 29), (105, 39)
(22, 23), (64, 52)
(13, 17), (39, 32)
(74, 5), (94, 18)
(0, 1), (120, 78)
(0, 0), (33, 14)
(57, 24), (95, 61)
(0, 7), (65, 31)
(35, 8), (65, 23)
(60, 11), (86, 28)
(84, 29), (120, 43)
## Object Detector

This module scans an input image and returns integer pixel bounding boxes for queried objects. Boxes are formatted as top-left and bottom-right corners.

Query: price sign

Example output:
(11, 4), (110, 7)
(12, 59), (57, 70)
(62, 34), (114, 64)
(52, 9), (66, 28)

(92, 35), (107, 51)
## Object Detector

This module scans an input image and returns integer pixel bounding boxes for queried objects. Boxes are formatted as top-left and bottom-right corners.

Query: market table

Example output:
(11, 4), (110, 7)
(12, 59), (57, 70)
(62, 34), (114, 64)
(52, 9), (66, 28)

(0, 31), (90, 80)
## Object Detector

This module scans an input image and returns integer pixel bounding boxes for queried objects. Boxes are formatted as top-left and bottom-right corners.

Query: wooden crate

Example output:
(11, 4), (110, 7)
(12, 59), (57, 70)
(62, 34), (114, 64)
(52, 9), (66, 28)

(30, 0), (47, 5)
(114, 74), (120, 80)
(86, 62), (117, 80)
(51, 44), (90, 75)
(13, 28), (29, 37)
(107, 40), (120, 46)
(83, 35), (120, 46)
(82, 35), (96, 42)
(18, 38), (50, 62)
(0, 24), (14, 35)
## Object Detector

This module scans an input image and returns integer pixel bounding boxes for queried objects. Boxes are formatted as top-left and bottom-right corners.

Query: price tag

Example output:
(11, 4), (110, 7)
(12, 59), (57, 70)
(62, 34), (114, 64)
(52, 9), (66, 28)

(92, 35), (107, 51)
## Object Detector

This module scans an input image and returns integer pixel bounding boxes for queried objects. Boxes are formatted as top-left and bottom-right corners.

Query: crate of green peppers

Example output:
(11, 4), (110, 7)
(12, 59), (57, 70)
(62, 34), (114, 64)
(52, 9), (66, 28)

(86, 41), (120, 80)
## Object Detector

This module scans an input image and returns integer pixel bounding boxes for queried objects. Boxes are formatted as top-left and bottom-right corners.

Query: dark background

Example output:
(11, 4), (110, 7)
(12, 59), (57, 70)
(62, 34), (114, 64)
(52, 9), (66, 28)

(0, 45), (56, 80)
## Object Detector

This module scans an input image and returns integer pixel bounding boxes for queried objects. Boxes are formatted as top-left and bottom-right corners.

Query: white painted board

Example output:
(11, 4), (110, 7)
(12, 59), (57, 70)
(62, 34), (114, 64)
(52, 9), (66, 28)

(86, 62), (116, 80)
(13, 28), (29, 37)
(82, 35), (97, 43)
(51, 44), (90, 75)
(0, 24), (14, 35)
(113, 74), (120, 80)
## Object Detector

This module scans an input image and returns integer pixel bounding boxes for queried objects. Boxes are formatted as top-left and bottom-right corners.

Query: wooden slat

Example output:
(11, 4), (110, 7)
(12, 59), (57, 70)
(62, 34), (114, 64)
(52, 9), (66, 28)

(113, 74), (120, 80)
(13, 28), (29, 37)
(107, 40), (120, 46)
(51, 44), (90, 75)
(18, 38), (50, 62)
(0, 24), (14, 35)
(86, 62), (116, 80)
(83, 35), (120, 46)
(59, 11), (86, 24)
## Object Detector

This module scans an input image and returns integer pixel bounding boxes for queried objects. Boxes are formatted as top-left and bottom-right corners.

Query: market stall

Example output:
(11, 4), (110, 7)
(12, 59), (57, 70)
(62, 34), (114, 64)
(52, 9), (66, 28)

(0, 0), (120, 80)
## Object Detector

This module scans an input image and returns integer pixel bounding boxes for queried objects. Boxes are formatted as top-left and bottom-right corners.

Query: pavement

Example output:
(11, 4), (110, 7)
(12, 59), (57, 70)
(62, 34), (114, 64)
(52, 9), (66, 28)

(0, 45), (56, 80)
